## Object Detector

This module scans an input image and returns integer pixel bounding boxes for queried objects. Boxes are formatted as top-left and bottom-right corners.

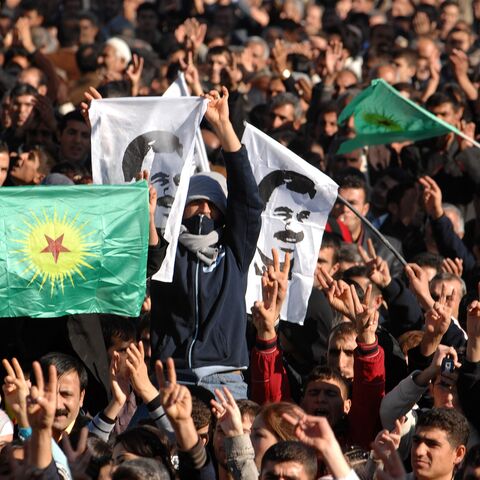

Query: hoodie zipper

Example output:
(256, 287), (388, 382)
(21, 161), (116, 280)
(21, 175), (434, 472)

(187, 215), (203, 369)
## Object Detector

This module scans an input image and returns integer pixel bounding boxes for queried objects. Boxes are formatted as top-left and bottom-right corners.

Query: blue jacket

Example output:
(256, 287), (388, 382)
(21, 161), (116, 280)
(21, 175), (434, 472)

(148, 146), (263, 377)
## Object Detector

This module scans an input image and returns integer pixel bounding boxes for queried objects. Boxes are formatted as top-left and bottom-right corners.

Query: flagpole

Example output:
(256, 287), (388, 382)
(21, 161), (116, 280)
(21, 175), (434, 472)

(455, 130), (480, 150)
(337, 195), (408, 267)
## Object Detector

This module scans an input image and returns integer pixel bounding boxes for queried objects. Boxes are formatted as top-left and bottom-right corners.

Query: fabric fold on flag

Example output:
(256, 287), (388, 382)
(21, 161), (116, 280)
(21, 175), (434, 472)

(163, 72), (210, 172)
(89, 96), (207, 282)
(242, 123), (338, 325)
(0, 182), (149, 318)
(337, 78), (463, 154)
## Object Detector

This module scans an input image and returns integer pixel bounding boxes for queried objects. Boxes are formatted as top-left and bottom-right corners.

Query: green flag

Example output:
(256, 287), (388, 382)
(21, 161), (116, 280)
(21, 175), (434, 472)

(0, 181), (149, 318)
(337, 78), (463, 154)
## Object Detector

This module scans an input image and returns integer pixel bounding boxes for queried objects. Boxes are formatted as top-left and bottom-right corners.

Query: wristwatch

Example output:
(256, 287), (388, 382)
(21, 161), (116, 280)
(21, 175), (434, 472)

(281, 68), (291, 79)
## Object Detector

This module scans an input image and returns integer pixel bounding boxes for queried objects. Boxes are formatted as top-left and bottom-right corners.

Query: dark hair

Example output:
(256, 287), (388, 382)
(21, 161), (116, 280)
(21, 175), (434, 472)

(10, 82), (38, 100)
(425, 92), (460, 112)
(386, 181), (416, 207)
(97, 80), (131, 98)
(411, 252), (443, 271)
(261, 441), (317, 480)
(100, 316), (136, 350)
(137, 2), (158, 15)
(39, 352), (88, 392)
(58, 110), (87, 133)
(303, 365), (350, 399)
(258, 170), (316, 206)
(207, 45), (232, 62)
(122, 130), (183, 182)
(320, 231), (342, 251)
(335, 170), (369, 201)
(191, 395), (212, 431)
(114, 425), (174, 478)
(415, 4), (438, 24)
(237, 399), (260, 420)
(463, 443), (480, 472)
(0, 141), (9, 155)
(112, 458), (171, 480)
(76, 43), (101, 73)
(78, 11), (99, 25)
(416, 408), (469, 448)
(393, 48), (418, 67)
(86, 436), (112, 479)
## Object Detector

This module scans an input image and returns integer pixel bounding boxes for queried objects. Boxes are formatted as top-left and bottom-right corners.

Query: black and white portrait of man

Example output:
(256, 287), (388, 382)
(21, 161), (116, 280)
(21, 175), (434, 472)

(122, 130), (184, 230)
(254, 169), (317, 275)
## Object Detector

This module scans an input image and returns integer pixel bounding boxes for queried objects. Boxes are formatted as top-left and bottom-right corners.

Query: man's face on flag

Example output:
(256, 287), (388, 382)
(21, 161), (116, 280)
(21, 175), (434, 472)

(150, 150), (183, 228)
(266, 184), (312, 254)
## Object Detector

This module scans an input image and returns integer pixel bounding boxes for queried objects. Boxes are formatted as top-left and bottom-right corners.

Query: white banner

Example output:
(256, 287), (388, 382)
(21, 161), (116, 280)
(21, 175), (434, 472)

(242, 123), (338, 324)
(90, 96), (208, 282)
(163, 73), (210, 172)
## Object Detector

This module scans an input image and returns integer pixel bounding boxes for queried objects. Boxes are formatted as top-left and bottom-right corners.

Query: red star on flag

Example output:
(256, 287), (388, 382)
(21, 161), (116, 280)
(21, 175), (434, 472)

(41, 234), (70, 263)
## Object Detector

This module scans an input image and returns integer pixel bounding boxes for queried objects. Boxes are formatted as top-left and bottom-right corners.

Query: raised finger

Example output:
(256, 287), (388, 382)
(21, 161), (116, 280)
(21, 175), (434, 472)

(2, 359), (15, 379)
(155, 360), (166, 389)
(357, 244), (370, 263)
(11, 358), (25, 381)
(32, 361), (44, 394)
(166, 357), (177, 386)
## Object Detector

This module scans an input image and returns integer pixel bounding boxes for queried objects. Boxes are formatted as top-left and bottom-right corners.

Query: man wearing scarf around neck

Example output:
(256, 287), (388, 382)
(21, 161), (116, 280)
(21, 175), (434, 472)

(147, 87), (263, 399)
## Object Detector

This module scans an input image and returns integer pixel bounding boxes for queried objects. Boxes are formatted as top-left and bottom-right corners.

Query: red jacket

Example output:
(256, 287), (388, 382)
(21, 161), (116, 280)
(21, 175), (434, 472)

(250, 335), (385, 450)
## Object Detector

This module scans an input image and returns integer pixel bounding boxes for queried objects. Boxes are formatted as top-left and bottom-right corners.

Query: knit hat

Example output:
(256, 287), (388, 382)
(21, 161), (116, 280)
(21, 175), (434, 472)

(186, 172), (228, 215)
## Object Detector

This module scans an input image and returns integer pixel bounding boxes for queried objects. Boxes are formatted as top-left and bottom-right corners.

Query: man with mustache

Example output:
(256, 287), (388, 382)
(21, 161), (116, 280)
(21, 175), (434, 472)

(39, 352), (89, 446)
(254, 169), (316, 275)
(122, 130), (184, 232)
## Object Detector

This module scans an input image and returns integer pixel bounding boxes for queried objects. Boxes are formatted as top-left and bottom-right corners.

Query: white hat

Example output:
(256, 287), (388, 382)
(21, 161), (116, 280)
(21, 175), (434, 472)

(105, 37), (132, 64)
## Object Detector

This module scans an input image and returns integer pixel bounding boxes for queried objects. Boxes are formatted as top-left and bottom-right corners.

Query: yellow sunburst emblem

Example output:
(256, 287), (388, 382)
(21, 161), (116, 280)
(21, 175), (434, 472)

(13, 210), (98, 295)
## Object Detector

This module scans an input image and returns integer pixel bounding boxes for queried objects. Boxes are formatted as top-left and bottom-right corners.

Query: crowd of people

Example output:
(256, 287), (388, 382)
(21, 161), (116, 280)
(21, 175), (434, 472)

(0, 0), (480, 479)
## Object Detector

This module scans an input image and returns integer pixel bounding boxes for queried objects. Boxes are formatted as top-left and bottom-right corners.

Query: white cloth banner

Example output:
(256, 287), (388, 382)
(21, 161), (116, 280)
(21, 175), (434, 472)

(242, 123), (338, 324)
(163, 73), (210, 172)
(90, 96), (208, 282)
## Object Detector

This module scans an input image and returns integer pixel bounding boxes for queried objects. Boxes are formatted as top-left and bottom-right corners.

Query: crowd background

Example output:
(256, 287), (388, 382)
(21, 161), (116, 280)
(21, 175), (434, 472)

(0, 0), (480, 479)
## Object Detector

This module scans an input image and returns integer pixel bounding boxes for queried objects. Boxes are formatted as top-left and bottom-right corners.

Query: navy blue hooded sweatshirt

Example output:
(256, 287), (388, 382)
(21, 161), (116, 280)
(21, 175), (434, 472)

(147, 145), (263, 379)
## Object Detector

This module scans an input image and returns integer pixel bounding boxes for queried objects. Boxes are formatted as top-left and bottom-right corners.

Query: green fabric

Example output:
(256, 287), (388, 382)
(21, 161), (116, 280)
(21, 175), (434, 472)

(0, 181), (149, 318)
(337, 78), (462, 154)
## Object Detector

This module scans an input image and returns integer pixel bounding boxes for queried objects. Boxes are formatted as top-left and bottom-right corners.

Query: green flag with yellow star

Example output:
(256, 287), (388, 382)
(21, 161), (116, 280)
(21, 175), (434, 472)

(0, 181), (149, 318)
(337, 78), (463, 154)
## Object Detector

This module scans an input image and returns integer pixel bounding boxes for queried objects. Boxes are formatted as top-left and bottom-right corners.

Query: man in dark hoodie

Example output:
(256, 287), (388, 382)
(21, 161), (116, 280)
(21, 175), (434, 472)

(148, 87), (263, 399)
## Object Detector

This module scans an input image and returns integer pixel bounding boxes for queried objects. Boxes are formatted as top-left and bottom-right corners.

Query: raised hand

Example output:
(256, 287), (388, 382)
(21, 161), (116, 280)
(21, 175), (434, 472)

(210, 387), (244, 437)
(283, 413), (351, 479)
(358, 239), (391, 288)
(420, 284), (453, 357)
(467, 283), (480, 362)
(126, 341), (158, 404)
(372, 417), (404, 460)
(80, 86), (102, 129)
(425, 284), (452, 338)
(27, 362), (57, 432)
(179, 50), (203, 96)
(267, 248), (290, 316)
(251, 273), (278, 341)
(405, 263), (434, 311)
(351, 283), (378, 344)
(325, 40), (344, 78)
(203, 87), (241, 152)
(372, 431), (406, 480)
(441, 257), (463, 277)
(102, 352), (128, 422)
(2, 358), (29, 428)
(61, 427), (91, 480)
(418, 176), (443, 220)
(317, 266), (355, 321)
(126, 53), (144, 97)
(155, 358), (192, 423)
(204, 87), (230, 130)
